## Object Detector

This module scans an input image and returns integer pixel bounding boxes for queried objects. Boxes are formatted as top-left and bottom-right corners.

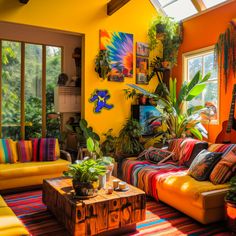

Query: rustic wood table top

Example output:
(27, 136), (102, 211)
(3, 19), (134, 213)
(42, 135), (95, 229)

(43, 176), (146, 236)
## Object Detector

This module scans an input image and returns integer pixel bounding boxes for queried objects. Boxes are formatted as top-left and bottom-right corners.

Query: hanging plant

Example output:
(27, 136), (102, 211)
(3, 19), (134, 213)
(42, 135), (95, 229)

(95, 50), (112, 80)
(148, 15), (183, 69)
(215, 20), (236, 92)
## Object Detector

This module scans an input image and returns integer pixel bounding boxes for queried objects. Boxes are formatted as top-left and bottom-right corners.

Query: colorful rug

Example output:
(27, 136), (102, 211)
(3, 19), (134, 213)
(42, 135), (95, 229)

(3, 190), (230, 236)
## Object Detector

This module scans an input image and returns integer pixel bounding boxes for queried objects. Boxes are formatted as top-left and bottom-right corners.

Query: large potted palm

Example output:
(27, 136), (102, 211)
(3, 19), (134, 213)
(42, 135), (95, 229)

(126, 70), (210, 142)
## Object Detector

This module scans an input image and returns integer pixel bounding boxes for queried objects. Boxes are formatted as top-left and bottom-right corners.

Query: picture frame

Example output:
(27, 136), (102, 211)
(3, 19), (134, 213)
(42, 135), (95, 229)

(136, 57), (149, 84)
(136, 42), (149, 57)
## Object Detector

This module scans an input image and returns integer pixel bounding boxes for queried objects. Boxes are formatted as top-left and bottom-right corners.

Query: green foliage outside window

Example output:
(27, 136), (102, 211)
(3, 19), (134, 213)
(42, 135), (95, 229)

(1, 41), (62, 140)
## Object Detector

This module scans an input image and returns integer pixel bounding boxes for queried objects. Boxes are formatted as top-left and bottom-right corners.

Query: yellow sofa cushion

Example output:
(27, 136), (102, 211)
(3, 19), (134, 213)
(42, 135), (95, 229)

(0, 207), (29, 235)
(0, 196), (7, 207)
(158, 174), (228, 201)
(0, 159), (69, 180)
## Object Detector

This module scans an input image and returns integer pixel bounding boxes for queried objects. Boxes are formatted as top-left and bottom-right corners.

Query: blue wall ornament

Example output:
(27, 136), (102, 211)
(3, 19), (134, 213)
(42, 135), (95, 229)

(89, 89), (114, 113)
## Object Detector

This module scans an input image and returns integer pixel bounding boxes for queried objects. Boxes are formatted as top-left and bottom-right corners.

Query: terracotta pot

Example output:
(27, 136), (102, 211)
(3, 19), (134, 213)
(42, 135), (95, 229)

(162, 61), (171, 69)
(225, 201), (236, 232)
(72, 179), (98, 196)
(139, 95), (147, 105)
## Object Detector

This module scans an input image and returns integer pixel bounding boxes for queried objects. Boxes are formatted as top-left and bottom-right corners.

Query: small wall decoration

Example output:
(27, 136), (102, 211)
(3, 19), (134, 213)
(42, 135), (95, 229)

(136, 42), (149, 57)
(100, 30), (133, 81)
(136, 57), (149, 84)
(89, 89), (114, 113)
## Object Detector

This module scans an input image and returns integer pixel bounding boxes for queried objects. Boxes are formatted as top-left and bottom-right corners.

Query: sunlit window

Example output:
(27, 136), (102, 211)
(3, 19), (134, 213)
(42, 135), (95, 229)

(183, 47), (219, 123)
(204, 0), (227, 8)
(151, 0), (228, 21)
(164, 0), (197, 21)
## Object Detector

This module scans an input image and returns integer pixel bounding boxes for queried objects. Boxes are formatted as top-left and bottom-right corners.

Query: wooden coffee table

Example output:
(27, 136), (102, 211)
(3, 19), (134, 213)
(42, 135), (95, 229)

(42, 176), (146, 236)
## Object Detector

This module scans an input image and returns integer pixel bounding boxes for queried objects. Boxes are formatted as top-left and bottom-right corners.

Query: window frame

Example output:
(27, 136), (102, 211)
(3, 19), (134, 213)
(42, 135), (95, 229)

(0, 39), (63, 139)
(182, 45), (220, 125)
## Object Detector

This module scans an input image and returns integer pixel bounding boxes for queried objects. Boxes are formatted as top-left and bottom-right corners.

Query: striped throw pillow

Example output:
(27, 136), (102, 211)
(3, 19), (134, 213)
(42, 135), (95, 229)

(32, 138), (57, 162)
(210, 147), (236, 184)
(0, 139), (16, 163)
(17, 140), (32, 162)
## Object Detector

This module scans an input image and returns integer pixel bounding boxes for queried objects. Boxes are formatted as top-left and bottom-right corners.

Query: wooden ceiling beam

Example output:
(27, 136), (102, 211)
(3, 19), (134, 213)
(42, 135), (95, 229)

(107, 0), (131, 16)
(191, 0), (206, 12)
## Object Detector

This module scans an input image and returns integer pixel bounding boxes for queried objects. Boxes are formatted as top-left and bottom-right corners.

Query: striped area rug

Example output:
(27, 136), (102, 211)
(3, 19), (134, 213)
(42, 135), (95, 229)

(3, 190), (230, 236)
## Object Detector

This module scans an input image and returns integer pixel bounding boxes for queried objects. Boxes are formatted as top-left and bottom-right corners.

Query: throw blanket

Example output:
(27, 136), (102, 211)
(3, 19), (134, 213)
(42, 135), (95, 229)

(179, 139), (199, 165)
(208, 144), (236, 157)
(158, 174), (229, 200)
(122, 159), (187, 200)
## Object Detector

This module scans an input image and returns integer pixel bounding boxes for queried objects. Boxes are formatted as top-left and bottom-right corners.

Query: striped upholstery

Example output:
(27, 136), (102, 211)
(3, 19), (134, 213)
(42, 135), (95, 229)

(210, 146), (236, 184)
(32, 138), (57, 162)
(167, 138), (184, 161)
(17, 140), (32, 162)
(0, 139), (17, 164)
(122, 158), (187, 200)
(208, 143), (236, 157)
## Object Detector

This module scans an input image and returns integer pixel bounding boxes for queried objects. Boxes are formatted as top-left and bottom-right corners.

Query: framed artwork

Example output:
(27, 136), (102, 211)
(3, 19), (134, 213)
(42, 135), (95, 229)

(100, 30), (133, 81)
(136, 57), (149, 84)
(132, 105), (161, 136)
(136, 42), (149, 57)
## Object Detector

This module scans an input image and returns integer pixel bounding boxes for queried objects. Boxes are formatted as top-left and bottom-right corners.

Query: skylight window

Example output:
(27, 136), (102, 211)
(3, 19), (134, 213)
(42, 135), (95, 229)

(163, 0), (197, 21)
(151, 0), (229, 21)
(203, 0), (227, 8)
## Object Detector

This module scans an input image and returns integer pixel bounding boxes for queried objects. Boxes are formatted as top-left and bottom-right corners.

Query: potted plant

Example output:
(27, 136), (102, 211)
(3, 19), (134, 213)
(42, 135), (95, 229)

(148, 15), (183, 69)
(116, 118), (144, 156)
(96, 156), (115, 181)
(95, 50), (112, 80)
(101, 129), (117, 156)
(63, 159), (106, 197)
(126, 70), (211, 142)
(225, 176), (236, 232)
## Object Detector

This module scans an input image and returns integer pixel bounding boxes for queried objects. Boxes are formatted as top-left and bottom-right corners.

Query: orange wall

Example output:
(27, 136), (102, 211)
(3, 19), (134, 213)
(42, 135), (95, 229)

(174, 0), (236, 143)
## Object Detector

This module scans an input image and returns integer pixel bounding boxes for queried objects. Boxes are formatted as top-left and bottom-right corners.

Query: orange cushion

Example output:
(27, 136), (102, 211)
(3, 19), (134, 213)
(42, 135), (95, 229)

(210, 148), (236, 184)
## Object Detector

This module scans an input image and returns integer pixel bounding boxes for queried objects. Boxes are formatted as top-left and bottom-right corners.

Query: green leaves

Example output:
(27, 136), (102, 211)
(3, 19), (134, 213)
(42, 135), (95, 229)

(64, 159), (106, 183)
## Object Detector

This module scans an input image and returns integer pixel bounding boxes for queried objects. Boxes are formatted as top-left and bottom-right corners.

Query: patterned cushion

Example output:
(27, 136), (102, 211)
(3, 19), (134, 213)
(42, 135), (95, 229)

(11, 141), (19, 162)
(184, 141), (209, 167)
(32, 138), (58, 161)
(210, 147), (236, 184)
(17, 140), (32, 162)
(208, 144), (236, 157)
(0, 139), (17, 163)
(188, 149), (222, 181)
(138, 147), (173, 164)
(167, 138), (184, 161)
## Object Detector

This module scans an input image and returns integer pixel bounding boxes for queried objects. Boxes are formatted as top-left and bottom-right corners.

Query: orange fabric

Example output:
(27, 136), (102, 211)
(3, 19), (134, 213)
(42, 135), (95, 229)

(210, 148), (236, 184)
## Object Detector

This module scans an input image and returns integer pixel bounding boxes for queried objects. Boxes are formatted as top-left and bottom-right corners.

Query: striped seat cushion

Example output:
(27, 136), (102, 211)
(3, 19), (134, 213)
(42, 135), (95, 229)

(32, 138), (58, 162)
(0, 139), (17, 163)
(17, 140), (32, 162)
(210, 146), (236, 184)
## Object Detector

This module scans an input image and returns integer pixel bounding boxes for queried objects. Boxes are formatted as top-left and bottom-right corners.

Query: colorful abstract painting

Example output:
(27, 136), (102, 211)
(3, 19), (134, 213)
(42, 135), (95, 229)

(100, 30), (133, 81)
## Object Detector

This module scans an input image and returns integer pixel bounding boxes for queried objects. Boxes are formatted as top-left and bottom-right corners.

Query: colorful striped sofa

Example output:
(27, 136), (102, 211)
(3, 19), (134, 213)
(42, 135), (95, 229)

(121, 139), (232, 224)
